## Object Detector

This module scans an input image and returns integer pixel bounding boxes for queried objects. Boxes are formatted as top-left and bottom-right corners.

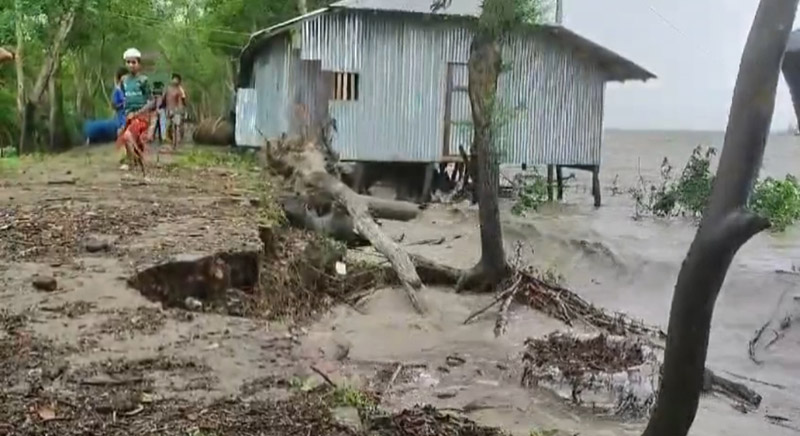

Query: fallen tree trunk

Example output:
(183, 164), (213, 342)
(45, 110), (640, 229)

(366, 196), (423, 221)
(279, 195), (370, 247)
(703, 369), (762, 409)
(266, 136), (426, 314)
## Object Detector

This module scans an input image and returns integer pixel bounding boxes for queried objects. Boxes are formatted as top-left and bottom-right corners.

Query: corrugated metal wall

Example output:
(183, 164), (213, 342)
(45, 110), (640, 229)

(247, 11), (606, 165)
(252, 35), (293, 140)
(235, 88), (260, 146)
(498, 37), (606, 165)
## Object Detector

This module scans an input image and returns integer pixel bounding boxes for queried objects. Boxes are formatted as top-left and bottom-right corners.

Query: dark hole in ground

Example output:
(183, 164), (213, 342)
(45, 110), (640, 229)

(127, 250), (260, 313)
(126, 227), (391, 320)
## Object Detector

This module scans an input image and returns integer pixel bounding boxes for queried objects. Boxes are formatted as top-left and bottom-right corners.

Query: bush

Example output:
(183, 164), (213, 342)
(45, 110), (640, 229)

(511, 166), (549, 216)
(630, 146), (800, 232)
(749, 175), (800, 232)
(629, 145), (715, 218)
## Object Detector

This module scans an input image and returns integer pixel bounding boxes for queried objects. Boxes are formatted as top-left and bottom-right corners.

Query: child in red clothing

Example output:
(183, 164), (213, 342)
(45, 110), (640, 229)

(117, 48), (156, 179)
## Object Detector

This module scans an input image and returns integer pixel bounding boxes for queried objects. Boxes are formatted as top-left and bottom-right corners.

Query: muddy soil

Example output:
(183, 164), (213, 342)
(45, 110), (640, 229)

(1, 142), (797, 435)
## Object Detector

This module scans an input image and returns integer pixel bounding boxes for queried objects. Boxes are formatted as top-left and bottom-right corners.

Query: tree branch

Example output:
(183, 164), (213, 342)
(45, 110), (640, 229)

(710, 209), (771, 251)
(30, 9), (77, 104)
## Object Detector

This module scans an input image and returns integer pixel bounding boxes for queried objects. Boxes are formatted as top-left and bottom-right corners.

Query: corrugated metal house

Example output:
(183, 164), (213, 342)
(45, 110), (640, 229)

(235, 0), (654, 203)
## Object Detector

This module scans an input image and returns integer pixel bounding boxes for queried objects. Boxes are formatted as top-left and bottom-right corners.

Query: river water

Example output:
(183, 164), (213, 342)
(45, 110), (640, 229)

(512, 129), (800, 433)
(308, 129), (800, 435)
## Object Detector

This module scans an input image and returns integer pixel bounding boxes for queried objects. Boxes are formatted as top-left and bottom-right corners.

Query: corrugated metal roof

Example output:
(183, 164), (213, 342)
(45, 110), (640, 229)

(239, 3), (656, 85)
(330, 0), (481, 16)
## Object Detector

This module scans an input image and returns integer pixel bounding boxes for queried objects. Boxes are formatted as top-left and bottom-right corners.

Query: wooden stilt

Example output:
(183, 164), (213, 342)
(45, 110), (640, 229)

(556, 165), (564, 201)
(592, 165), (601, 208)
(420, 162), (435, 203)
(547, 164), (554, 201)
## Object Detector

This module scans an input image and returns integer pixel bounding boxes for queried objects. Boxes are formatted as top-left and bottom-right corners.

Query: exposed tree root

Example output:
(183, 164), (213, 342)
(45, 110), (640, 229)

(263, 134), (425, 314)
(459, 265), (665, 338)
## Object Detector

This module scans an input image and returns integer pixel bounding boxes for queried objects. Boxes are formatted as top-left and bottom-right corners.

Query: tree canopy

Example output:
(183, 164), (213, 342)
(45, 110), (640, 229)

(0, 0), (332, 151)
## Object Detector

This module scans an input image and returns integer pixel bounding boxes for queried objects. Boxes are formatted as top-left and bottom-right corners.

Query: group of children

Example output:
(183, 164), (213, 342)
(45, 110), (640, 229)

(113, 47), (187, 178)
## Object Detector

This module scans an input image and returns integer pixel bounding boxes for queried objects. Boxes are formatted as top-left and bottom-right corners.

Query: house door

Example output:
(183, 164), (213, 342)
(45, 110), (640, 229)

(442, 62), (472, 158)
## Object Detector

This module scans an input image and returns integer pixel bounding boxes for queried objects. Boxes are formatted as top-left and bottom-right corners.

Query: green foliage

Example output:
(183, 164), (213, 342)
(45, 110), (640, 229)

(749, 175), (800, 232)
(511, 166), (549, 216)
(2, 0), (332, 152)
(630, 147), (800, 232)
(629, 146), (715, 218)
(331, 385), (376, 409)
(673, 146), (716, 216)
(288, 375), (317, 392)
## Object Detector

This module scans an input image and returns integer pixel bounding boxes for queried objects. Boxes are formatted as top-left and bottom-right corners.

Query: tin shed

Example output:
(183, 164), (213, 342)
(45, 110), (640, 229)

(235, 0), (655, 204)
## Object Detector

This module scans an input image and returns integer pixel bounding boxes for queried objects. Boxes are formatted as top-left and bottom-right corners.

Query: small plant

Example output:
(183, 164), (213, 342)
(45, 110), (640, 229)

(749, 175), (800, 232)
(332, 385), (376, 409)
(288, 376), (316, 392)
(511, 166), (549, 216)
(529, 428), (559, 436)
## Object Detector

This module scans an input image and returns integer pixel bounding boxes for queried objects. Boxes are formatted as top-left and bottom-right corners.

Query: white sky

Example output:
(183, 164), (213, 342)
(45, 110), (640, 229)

(563, 0), (797, 131)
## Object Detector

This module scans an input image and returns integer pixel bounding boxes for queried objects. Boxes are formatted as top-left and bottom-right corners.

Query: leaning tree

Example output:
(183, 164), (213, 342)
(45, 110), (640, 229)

(642, 1), (799, 436)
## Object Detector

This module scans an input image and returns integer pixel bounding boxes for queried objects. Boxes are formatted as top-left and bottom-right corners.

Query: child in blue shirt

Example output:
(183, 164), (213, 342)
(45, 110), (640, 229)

(112, 67), (127, 132)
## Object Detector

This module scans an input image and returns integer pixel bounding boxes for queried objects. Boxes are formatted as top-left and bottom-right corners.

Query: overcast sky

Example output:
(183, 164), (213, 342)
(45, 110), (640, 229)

(563, 0), (797, 131)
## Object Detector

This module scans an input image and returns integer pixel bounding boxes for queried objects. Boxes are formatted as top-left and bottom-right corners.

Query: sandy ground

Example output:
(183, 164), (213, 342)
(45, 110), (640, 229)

(0, 143), (797, 435)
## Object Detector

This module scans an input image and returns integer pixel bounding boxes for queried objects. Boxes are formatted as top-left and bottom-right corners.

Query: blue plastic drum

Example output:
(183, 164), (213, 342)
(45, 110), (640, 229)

(82, 119), (120, 144)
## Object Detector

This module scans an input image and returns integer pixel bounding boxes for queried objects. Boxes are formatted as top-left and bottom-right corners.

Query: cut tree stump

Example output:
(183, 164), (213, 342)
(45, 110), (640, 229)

(265, 136), (426, 314)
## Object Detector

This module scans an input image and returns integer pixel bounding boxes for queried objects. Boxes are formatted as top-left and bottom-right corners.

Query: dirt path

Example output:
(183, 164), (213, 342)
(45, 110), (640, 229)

(0, 144), (795, 436)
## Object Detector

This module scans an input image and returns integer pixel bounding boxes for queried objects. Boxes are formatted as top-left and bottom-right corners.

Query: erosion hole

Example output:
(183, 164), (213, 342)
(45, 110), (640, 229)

(127, 251), (260, 312)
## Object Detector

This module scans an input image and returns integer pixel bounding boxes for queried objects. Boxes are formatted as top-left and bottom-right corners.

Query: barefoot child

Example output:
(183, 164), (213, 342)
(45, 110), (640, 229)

(118, 48), (156, 178)
(164, 73), (187, 151)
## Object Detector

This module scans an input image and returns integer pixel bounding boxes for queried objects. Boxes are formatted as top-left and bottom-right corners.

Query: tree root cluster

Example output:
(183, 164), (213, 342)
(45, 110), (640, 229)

(523, 333), (648, 382)
(520, 332), (763, 419)
(464, 265), (666, 339)
(255, 226), (393, 320)
(521, 332), (658, 419)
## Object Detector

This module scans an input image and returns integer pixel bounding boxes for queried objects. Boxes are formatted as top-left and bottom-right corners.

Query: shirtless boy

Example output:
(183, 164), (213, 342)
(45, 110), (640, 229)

(164, 73), (187, 150)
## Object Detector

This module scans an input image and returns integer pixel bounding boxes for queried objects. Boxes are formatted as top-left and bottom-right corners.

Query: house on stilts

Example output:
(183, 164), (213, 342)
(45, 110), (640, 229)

(235, 0), (655, 206)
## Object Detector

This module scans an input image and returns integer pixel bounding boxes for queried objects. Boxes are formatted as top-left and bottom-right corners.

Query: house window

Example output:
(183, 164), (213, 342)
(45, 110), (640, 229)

(332, 72), (359, 101)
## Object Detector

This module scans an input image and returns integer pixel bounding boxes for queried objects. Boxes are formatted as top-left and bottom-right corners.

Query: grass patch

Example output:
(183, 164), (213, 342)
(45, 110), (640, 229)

(170, 147), (259, 171)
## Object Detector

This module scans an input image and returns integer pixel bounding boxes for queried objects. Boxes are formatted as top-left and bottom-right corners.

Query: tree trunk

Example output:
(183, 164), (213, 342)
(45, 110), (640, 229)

(14, 0), (25, 153)
(297, 0), (308, 14)
(457, 29), (509, 291)
(17, 9), (76, 153)
(49, 59), (69, 151)
(642, 1), (797, 435)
